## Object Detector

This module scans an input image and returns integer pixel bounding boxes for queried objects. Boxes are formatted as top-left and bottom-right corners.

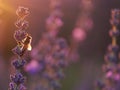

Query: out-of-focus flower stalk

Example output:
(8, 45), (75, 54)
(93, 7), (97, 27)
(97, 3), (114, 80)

(9, 6), (32, 90)
(25, 0), (69, 90)
(96, 9), (120, 90)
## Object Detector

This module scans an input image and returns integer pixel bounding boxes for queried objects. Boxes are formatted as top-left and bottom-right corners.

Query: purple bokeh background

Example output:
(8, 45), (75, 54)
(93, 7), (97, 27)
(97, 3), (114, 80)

(0, 0), (120, 90)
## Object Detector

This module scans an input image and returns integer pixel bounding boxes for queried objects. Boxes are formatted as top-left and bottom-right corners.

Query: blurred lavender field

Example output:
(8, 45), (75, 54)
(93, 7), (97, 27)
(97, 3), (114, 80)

(0, 0), (120, 90)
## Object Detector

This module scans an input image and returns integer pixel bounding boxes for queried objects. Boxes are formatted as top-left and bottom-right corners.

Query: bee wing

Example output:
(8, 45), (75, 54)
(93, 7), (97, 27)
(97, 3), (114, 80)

(27, 44), (32, 51)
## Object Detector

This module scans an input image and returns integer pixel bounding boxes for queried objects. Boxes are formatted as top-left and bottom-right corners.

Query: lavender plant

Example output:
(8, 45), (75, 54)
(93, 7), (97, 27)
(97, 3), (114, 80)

(25, 0), (69, 90)
(96, 9), (120, 90)
(9, 6), (32, 90)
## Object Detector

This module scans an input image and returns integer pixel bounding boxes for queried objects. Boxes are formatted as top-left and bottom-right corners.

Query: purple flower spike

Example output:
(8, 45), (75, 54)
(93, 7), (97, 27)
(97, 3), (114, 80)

(96, 9), (120, 90)
(9, 6), (32, 90)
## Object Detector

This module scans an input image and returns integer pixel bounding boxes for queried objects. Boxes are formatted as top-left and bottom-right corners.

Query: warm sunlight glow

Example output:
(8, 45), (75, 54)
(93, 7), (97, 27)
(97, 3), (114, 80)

(0, 1), (14, 13)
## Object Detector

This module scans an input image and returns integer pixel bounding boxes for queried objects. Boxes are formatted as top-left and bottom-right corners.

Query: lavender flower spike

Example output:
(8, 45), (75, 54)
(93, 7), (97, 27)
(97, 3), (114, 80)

(96, 9), (120, 90)
(9, 6), (32, 90)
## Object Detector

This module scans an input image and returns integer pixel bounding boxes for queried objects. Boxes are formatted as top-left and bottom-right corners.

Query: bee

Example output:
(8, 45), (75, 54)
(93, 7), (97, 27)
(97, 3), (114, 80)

(17, 35), (32, 56)
(23, 35), (32, 51)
